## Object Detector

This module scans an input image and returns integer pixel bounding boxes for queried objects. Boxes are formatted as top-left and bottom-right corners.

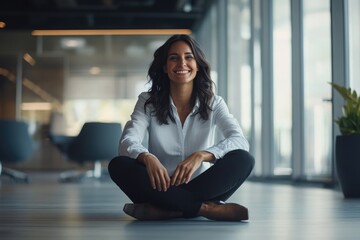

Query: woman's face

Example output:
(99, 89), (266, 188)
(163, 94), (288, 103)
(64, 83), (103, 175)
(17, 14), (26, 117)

(165, 40), (198, 86)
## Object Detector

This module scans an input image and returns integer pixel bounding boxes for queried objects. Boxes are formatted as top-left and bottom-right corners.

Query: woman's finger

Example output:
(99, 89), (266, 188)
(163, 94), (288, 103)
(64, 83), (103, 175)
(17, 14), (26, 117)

(160, 172), (169, 191)
(175, 167), (186, 186)
(163, 172), (170, 190)
(171, 169), (179, 186)
(147, 169), (156, 190)
(184, 168), (194, 184)
(155, 173), (162, 191)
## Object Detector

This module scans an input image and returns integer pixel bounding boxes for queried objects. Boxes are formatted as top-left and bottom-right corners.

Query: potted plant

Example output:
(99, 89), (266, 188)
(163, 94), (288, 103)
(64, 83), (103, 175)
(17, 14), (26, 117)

(330, 82), (360, 198)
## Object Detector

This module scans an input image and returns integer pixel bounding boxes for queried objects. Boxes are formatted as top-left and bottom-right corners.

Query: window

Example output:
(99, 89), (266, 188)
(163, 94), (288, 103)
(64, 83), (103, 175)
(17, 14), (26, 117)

(227, 0), (252, 140)
(303, 0), (332, 177)
(273, 0), (292, 175)
(348, 0), (360, 92)
(252, 0), (263, 176)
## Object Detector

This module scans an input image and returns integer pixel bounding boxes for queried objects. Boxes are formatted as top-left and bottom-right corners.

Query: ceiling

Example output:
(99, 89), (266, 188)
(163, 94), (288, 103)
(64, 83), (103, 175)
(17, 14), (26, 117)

(0, 0), (213, 31)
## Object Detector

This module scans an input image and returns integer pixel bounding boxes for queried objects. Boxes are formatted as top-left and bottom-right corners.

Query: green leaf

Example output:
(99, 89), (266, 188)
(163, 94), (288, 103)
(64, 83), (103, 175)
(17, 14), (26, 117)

(330, 82), (360, 135)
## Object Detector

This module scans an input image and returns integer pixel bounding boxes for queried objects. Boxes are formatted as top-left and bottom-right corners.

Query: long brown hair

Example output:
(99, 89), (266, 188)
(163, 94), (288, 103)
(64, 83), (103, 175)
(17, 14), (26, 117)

(145, 34), (214, 124)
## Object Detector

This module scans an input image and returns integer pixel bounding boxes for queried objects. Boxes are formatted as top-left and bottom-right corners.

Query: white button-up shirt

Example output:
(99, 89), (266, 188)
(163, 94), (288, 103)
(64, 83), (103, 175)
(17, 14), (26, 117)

(119, 92), (249, 179)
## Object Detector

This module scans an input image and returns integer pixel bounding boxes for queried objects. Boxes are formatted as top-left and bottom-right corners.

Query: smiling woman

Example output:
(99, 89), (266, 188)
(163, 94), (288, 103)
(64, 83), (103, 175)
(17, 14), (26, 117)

(108, 34), (255, 222)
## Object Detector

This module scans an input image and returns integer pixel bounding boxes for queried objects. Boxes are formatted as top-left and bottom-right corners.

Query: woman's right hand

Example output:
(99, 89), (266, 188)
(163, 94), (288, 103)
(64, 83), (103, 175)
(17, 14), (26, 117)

(139, 153), (170, 192)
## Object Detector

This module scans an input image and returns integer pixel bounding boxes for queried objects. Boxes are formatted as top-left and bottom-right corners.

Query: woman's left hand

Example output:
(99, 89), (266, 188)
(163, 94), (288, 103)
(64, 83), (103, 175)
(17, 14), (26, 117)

(171, 151), (214, 186)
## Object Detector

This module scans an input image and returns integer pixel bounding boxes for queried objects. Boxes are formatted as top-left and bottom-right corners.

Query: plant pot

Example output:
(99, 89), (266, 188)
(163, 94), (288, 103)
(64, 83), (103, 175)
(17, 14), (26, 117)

(335, 134), (360, 198)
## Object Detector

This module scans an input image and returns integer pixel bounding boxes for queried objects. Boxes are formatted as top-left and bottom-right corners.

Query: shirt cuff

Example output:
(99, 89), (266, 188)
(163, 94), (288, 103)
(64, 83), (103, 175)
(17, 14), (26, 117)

(204, 146), (223, 160)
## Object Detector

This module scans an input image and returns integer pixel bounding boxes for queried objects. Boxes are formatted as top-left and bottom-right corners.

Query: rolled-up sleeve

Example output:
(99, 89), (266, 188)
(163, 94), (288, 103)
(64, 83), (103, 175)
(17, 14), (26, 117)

(119, 92), (150, 159)
(205, 97), (249, 159)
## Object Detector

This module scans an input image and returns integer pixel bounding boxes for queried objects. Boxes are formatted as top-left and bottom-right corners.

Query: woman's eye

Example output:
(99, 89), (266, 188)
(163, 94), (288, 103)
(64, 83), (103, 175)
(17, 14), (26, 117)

(168, 55), (194, 62)
(168, 55), (178, 61)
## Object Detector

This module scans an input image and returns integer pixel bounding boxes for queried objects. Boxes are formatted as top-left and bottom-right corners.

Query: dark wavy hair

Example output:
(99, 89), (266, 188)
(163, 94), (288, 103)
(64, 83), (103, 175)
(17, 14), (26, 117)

(145, 34), (214, 125)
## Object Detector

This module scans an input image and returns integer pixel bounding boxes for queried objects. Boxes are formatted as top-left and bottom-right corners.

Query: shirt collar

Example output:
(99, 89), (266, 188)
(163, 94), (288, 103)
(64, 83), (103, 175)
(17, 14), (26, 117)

(169, 96), (200, 115)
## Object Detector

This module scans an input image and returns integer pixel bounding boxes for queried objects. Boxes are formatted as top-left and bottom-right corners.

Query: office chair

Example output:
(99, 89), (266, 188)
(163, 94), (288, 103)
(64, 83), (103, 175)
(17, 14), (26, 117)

(49, 122), (122, 182)
(0, 119), (34, 182)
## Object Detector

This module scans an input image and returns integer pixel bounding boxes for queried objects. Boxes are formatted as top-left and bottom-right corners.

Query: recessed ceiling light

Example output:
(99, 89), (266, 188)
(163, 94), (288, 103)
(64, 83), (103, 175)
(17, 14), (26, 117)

(183, 2), (192, 12)
(89, 67), (101, 75)
(60, 38), (86, 48)
(0, 21), (6, 28)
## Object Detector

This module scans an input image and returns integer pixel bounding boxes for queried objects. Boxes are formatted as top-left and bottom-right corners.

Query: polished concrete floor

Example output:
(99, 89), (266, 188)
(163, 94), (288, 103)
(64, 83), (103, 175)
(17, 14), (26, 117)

(1, 173), (360, 240)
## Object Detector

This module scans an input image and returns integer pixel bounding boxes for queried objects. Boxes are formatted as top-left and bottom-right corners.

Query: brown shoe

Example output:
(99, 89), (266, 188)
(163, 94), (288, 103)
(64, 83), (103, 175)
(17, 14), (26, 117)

(123, 203), (182, 220)
(199, 201), (249, 221)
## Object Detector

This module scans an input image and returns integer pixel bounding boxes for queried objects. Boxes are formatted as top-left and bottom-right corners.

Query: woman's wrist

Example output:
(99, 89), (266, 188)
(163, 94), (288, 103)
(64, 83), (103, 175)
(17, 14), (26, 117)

(195, 151), (215, 162)
(138, 152), (155, 165)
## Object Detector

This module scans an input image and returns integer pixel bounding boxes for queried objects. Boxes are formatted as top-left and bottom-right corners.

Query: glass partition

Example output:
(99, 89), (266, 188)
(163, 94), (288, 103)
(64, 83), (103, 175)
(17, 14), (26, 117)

(273, 0), (292, 175)
(348, 0), (360, 92)
(227, 0), (252, 139)
(252, 0), (263, 176)
(303, 0), (332, 178)
(0, 32), (171, 170)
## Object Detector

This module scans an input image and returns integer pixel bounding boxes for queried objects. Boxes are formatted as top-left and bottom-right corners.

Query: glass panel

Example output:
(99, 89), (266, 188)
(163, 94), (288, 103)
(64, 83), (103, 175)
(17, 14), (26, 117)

(273, 0), (292, 175)
(196, 3), (218, 87)
(303, 0), (332, 177)
(253, 0), (263, 176)
(348, 0), (360, 92)
(39, 35), (169, 135)
(227, 0), (252, 139)
(0, 32), (172, 170)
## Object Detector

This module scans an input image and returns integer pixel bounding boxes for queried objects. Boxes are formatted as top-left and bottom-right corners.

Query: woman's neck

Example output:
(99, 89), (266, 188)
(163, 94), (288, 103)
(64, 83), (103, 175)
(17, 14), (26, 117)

(170, 84), (193, 110)
(170, 84), (194, 126)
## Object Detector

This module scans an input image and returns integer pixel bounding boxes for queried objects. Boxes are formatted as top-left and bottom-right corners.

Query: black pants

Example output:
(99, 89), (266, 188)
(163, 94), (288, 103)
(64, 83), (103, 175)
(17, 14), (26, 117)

(108, 149), (255, 218)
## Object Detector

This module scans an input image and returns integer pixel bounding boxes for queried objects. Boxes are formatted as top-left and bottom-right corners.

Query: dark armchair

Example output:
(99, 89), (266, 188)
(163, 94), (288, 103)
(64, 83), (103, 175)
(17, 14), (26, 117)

(49, 122), (122, 182)
(0, 119), (34, 182)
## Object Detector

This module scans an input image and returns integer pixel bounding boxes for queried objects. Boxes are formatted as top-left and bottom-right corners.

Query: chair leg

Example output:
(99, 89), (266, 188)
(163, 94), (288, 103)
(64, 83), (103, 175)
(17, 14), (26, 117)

(93, 161), (102, 178)
(59, 170), (84, 182)
(0, 166), (29, 183)
(59, 161), (107, 182)
(84, 161), (102, 178)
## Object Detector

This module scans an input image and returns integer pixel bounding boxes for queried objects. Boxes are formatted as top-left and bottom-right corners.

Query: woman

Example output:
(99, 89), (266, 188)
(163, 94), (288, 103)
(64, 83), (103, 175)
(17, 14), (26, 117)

(108, 34), (254, 221)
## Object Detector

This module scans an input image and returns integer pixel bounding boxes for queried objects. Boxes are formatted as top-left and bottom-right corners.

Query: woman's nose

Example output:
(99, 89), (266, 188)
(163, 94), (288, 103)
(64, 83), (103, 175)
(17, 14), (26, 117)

(178, 58), (186, 66)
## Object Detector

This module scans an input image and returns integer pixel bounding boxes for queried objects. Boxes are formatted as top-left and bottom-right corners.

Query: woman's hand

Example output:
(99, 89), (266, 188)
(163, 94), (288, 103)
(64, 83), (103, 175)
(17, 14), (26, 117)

(140, 153), (170, 192)
(171, 151), (214, 186)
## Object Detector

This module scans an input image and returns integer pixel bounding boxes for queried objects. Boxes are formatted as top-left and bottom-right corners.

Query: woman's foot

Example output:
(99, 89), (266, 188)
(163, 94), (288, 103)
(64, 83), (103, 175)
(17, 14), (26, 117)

(198, 201), (249, 221)
(123, 203), (182, 220)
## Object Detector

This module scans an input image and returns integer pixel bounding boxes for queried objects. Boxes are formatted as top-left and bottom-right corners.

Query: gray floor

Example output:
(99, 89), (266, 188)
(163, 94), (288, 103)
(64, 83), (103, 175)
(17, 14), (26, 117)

(1, 173), (360, 240)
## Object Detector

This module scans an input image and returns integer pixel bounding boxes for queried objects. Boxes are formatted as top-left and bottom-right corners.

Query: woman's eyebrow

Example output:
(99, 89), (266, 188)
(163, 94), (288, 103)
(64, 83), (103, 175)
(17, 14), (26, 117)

(168, 52), (193, 56)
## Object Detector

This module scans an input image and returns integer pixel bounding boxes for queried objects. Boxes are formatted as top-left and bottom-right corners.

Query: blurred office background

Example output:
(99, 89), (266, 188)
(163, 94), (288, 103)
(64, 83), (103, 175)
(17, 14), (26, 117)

(0, 0), (359, 184)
